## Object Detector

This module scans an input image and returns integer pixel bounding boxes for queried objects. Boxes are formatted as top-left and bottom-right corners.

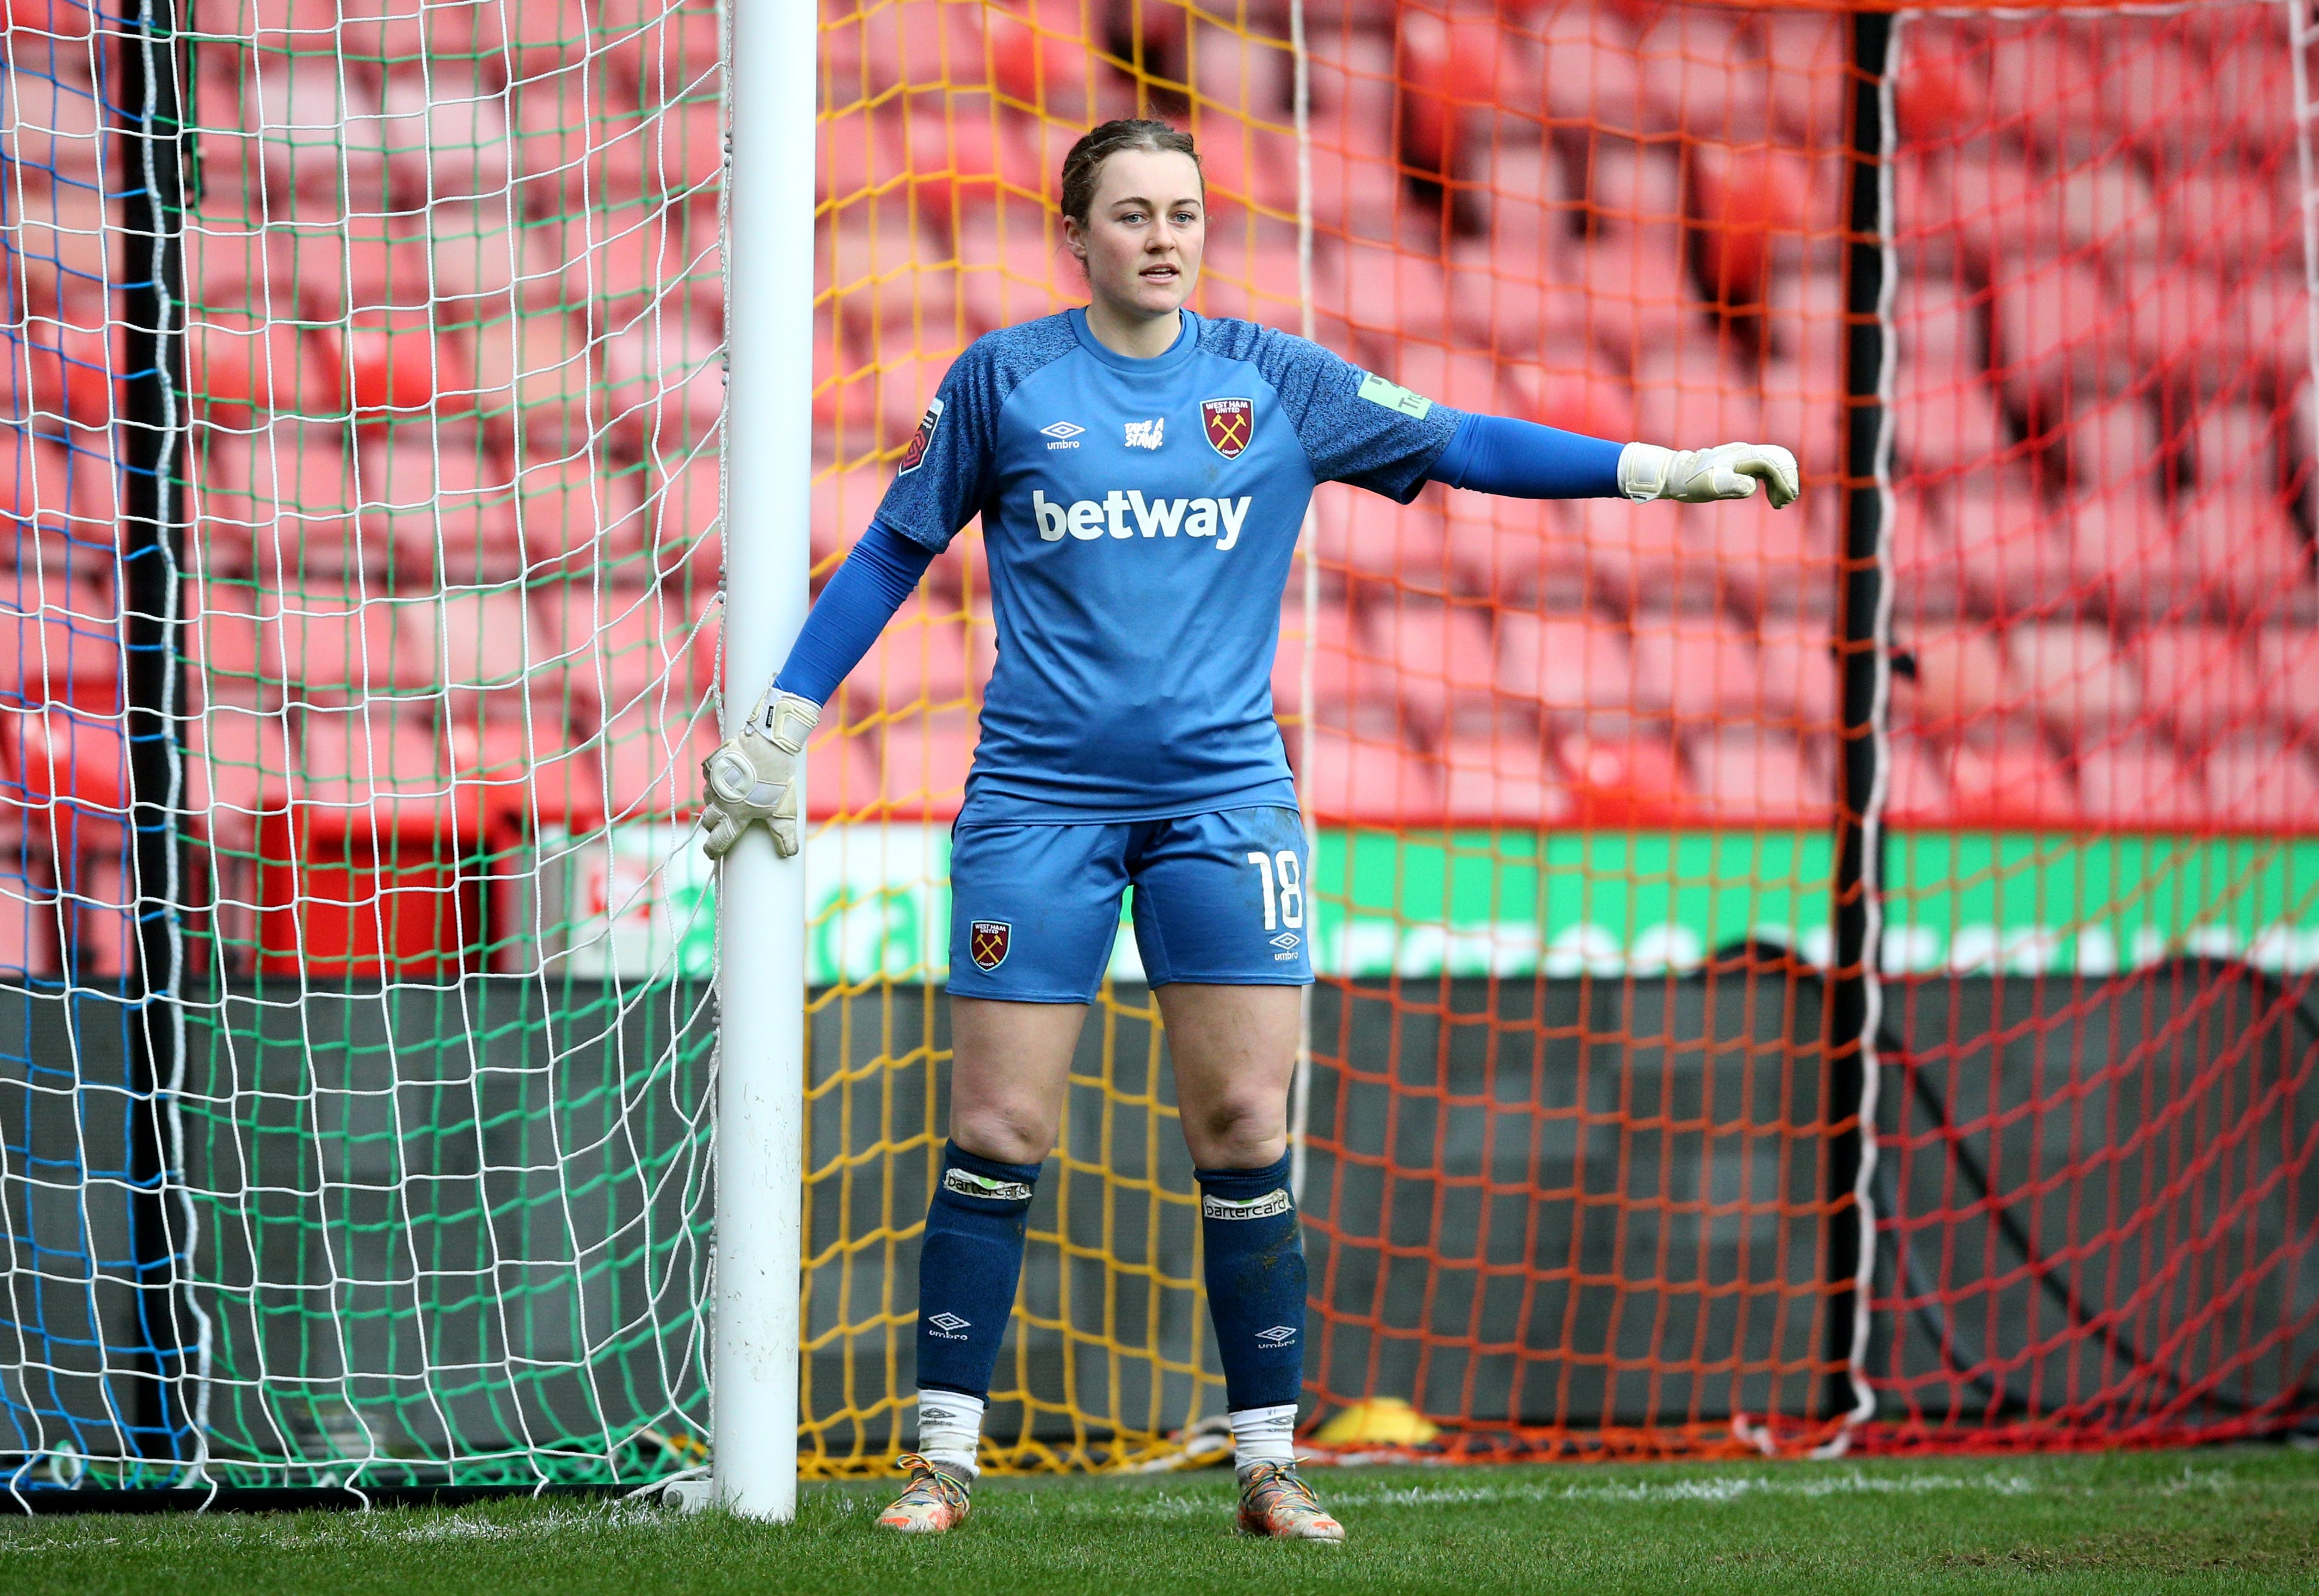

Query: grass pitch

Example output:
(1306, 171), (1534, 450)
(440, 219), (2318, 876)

(2, 1447), (2314, 1596)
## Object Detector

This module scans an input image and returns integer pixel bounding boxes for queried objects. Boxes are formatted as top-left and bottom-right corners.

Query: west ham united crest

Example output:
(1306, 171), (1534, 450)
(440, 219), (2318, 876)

(897, 394), (944, 474)
(1201, 396), (1253, 459)
(969, 919), (1011, 971)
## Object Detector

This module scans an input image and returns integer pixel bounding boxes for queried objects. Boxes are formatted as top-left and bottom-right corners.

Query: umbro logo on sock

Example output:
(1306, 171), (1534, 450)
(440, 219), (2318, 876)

(927, 1312), (972, 1338)
(1203, 1189), (1293, 1221)
(945, 1168), (1032, 1202)
(1254, 1326), (1298, 1346)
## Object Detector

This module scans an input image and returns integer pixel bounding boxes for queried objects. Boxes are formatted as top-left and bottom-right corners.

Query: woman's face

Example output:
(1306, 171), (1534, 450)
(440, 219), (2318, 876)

(1064, 147), (1204, 321)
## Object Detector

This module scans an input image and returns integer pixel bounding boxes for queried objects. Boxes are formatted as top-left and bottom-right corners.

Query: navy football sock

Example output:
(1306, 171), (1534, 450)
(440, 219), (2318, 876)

(915, 1140), (1042, 1402)
(1195, 1152), (1306, 1412)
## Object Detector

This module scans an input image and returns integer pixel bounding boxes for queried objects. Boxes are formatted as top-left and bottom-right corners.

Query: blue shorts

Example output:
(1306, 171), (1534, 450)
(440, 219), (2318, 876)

(947, 806), (1314, 1002)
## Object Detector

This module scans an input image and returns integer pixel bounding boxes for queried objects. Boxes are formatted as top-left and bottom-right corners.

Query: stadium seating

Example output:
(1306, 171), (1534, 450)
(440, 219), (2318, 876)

(11, 0), (2318, 986)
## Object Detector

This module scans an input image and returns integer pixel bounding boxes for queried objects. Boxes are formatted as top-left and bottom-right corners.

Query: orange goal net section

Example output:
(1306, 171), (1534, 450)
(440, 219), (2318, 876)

(804, 0), (2316, 1472)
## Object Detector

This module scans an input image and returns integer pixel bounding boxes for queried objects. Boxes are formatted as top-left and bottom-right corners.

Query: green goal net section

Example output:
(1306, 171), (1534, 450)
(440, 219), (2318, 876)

(2, 0), (2315, 1494)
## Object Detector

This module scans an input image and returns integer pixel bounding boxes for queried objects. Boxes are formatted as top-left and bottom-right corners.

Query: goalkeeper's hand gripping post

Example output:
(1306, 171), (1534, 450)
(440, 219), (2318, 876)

(700, 687), (820, 860)
(1618, 441), (1802, 508)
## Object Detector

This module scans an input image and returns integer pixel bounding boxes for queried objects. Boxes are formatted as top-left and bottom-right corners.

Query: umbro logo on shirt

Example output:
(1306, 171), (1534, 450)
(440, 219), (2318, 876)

(1039, 420), (1084, 450)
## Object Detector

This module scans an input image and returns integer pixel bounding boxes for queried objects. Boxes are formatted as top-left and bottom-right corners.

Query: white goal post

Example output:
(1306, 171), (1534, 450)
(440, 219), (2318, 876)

(712, 0), (819, 1524)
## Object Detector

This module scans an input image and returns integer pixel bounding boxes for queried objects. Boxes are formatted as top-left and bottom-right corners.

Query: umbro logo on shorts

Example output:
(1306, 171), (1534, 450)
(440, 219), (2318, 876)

(1254, 1325), (1298, 1346)
(970, 919), (1010, 970)
(1039, 420), (1084, 450)
(944, 1168), (1032, 1203)
(1202, 1188), (1293, 1221)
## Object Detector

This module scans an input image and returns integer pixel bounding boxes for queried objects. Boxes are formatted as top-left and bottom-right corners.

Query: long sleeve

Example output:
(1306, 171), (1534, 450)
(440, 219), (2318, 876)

(1424, 411), (1627, 499)
(768, 520), (938, 706)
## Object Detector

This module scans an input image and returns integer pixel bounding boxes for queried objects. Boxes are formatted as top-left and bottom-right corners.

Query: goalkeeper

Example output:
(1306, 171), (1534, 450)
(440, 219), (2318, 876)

(701, 118), (1798, 1540)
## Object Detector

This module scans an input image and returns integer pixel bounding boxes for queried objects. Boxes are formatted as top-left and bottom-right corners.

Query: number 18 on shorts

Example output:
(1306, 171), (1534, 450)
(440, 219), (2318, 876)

(947, 807), (1314, 1002)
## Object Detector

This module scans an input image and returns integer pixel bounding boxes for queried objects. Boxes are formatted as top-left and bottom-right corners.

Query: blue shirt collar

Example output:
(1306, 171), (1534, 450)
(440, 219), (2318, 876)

(1066, 306), (1201, 373)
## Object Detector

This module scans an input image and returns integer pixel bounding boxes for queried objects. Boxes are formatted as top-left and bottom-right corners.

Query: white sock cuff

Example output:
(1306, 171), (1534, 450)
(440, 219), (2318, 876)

(1228, 1403), (1299, 1469)
(916, 1389), (986, 1476)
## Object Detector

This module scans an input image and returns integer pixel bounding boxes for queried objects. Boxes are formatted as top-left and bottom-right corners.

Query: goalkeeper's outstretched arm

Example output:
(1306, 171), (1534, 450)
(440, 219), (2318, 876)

(699, 521), (933, 859)
(1422, 411), (1801, 508)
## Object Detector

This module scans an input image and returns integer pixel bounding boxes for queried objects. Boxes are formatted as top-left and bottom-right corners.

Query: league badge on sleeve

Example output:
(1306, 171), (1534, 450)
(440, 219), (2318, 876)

(897, 394), (945, 475)
(1201, 396), (1253, 459)
(968, 920), (1011, 971)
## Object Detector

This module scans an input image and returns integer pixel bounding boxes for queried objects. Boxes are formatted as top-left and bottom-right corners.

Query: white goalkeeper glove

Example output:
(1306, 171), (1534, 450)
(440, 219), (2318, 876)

(699, 687), (820, 860)
(1619, 442), (1801, 509)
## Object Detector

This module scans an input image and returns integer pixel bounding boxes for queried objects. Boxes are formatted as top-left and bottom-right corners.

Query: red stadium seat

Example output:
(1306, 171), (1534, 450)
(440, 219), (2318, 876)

(2004, 620), (2144, 739)
(601, 705), (716, 823)
(2253, 625), (2319, 736)
(1443, 491), (1580, 610)
(1555, 722), (1686, 825)
(1884, 730), (1958, 826)
(1893, 622), (2006, 730)
(1496, 611), (1634, 724)
(259, 598), (410, 703)
(1991, 254), (2130, 410)
(2189, 400), (2283, 496)
(1684, 727), (1829, 825)
(2163, 165), (2290, 271)
(844, 599), (975, 716)
(819, 211), (961, 352)
(1, 582), (121, 713)
(2127, 624), (2266, 744)
(1754, 619), (1839, 731)
(873, 708), (977, 821)
(2060, 395), (2162, 490)
(1947, 720), (2077, 826)
(804, 728), (880, 822)
(956, 202), (1075, 333)
(207, 427), (362, 582)
(1315, 241), (1450, 355)
(808, 463), (888, 579)
(1631, 347), (1764, 454)
(559, 582), (715, 728)
(2205, 731), (2319, 832)
(186, 702), (294, 848)
(259, 707), (484, 978)
(2063, 487), (2194, 618)
(356, 434), (516, 583)
(1312, 484), (1448, 596)
(1301, 726), (1444, 826)
(2177, 489), (2313, 619)
(396, 588), (542, 708)
(2074, 734), (2208, 828)
(508, 452), (650, 578)
(1952, 481), (2074, 616)
(1437, 732), (1573, 826)
(450, 714), (602, 838)
(1629, 610), (1764, 725)
(1273, 596), (1355, 721)
(2108, 253), (2226, 375)
(1364, 599), (1496, 742)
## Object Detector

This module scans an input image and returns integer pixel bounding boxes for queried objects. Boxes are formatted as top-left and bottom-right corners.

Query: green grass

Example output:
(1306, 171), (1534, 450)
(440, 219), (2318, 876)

(3, 1447), (2315, 1595)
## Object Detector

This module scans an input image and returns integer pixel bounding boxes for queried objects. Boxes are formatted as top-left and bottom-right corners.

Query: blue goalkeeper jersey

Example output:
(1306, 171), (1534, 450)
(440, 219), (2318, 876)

(873, 308), (1462, 824)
